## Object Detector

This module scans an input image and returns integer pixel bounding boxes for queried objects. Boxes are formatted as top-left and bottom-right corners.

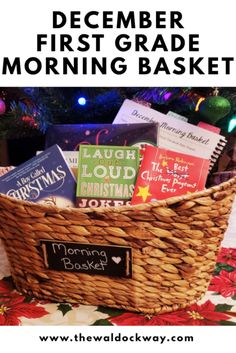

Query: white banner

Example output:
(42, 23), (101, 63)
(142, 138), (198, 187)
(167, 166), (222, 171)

(0, 0), (236, 86)
(0, 326), (235, 352)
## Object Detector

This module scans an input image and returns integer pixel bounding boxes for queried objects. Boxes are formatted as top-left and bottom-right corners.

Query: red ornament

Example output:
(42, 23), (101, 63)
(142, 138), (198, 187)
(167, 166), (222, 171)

(21, 115), (38, 128)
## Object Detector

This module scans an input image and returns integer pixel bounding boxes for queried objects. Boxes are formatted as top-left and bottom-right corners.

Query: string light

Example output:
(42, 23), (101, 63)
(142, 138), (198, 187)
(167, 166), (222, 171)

(195, 97), (205, 112)
(77, 97), (87, 106)
(228, 115), (236, 132)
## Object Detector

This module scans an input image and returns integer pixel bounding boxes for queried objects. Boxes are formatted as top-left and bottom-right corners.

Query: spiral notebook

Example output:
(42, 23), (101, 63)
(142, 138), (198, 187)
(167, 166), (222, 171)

(113, 99), (227, 170)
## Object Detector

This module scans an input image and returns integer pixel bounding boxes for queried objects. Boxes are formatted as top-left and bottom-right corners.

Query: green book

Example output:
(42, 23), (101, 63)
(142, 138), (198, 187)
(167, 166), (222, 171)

(76, 145), (140, 208)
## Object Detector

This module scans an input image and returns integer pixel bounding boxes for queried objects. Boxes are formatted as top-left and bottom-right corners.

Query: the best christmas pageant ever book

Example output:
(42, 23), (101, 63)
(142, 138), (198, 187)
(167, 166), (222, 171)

(113, 99), (227, 169)
(131, 145), (210, 204)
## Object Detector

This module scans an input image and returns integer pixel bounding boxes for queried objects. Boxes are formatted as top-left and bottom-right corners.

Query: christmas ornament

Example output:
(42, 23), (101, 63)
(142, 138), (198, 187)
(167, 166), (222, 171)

(0, 99), (6, 115)
(21, 115), (38, 128)
(199, 96), (231, 123)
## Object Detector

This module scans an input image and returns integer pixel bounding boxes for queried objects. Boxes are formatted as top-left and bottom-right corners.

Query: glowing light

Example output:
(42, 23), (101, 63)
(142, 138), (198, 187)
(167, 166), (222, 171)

(195, 97), (205, 112)
(228, 116), (236, 132)
(163, 92), (172, 101)
(77, 97), (87, 106)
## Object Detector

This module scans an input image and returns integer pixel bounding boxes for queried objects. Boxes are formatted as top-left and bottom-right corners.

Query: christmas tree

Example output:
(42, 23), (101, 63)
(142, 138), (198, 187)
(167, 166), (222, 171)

(1, 86), (236, 165)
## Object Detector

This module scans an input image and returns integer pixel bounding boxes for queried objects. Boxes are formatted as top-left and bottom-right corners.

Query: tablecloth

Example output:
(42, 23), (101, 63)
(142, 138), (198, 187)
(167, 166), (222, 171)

(1, 199), (236, 326)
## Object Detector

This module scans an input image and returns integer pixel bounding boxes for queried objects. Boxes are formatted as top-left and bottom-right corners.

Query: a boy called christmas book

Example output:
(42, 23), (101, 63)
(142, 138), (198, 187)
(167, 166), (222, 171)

(0, 145), (76, 207)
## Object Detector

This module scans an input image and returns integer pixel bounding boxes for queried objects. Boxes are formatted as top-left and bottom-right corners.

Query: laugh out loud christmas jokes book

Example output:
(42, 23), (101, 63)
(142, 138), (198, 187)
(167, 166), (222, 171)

(76, 145), (140, 208)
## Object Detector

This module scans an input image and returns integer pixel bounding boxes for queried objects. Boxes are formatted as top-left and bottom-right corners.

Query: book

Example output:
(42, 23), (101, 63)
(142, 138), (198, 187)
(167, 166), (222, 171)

(37, 150), (79, 178)
(131, 145), (210, 204)
(0, 144), (76, 208)
(62, 151), (79, 179)
(113, 99), (227, 169)
(197, 121), (221, 134)
(76, 145), (140, 208)
(0, 166), (14, 176)
(45, 123), (159, 151)
(167, 111), (188, 122)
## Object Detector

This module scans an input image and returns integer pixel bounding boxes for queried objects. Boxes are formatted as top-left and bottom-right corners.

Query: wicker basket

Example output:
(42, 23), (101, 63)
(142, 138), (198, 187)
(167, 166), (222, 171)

(0, 176), (236, 314)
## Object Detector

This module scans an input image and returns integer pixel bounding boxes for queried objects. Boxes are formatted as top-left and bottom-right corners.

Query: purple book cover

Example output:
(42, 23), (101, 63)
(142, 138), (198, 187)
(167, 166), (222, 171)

(0, 145), (76, 208)
(45, 123), (159, 151)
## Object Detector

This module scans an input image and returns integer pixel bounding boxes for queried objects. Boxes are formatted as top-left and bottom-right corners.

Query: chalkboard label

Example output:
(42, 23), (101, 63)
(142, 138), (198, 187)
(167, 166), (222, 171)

(41, 240), (132, 278)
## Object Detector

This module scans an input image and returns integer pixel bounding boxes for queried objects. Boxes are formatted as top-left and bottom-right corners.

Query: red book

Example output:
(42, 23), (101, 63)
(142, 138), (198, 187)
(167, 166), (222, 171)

(197, 121), (221, 134)
(131, 145), (210, 204)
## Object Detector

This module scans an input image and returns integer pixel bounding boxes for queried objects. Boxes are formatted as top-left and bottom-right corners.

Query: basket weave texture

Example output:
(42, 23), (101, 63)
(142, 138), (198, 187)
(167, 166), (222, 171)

(0, 176), (236, 314)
